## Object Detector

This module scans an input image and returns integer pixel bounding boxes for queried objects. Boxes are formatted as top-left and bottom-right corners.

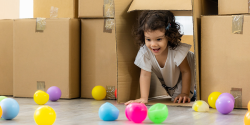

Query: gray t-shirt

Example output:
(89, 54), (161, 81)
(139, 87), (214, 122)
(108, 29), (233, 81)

(134, 43), (195, 101)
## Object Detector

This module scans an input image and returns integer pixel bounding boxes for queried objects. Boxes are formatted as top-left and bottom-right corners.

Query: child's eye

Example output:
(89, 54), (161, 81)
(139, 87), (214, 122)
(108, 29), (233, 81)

(157, 38), (162, 41)
(146, 39), (151, 41)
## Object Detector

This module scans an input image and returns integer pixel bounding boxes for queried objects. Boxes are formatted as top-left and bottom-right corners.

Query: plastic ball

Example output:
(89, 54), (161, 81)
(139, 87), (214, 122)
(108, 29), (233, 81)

(0, 106), (2, 118)
(0, 96), (7, 102)
(34, 106), (56, 125)
(248, 101), (250, 111)
(1, 98), (19, 120)
(92, 86), (106, 100)
(114, 89), (117, 99)
(33, 90), (49, 105)
(219, 93), (235, 103)
(99, 102), (119, 121)
(192, 100), (209, 112)
(216, 96), (234, 114)
(148, 103), (168, 124)
(47, 86), (62, 101)
(125, 103), (147, 123)
(208, 92), (221, 109)
(244, 111), (250, 125)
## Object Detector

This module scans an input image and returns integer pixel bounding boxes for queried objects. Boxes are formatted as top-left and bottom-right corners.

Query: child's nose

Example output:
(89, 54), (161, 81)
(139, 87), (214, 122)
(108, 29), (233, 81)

(151, 41), (158, 46)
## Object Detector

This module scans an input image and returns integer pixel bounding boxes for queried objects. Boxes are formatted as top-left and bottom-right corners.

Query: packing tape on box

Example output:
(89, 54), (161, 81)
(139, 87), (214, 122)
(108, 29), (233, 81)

(50, 6), (58, 18)
(103, 0), (115, 18)
(36, 18), (46, 31)
(106, 86), (115, 99)
(249, 0), (250, 13)
(230, 88), (242, 108)
(37, 81), (45, 91)
(232, 15), (244, 34)
(104, 19), (115, 33)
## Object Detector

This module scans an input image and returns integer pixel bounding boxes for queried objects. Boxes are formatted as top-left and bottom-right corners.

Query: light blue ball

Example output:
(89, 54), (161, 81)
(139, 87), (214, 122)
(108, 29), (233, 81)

(1, 98), (19, 120)
(99, 102), (119, 121)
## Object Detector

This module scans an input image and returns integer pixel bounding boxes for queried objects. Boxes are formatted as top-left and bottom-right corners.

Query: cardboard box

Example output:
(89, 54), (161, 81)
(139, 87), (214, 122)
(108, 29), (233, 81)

(78, 0), (114, 18)
(201, 15), (250, 108)
(0, 0), (19, 19)
(13, 18), (80, 98)
(219, 0), (249, 15)
(33, 0), (78, 18)
(0, 20), (13, 95)
(81, 19), (117, 98)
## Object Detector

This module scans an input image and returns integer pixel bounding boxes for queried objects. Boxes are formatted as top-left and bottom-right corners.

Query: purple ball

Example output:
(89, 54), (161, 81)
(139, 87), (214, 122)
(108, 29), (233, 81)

(216, 96), (234, 114)
(47, 86), (62, 101)
(219, 93), (235, 103)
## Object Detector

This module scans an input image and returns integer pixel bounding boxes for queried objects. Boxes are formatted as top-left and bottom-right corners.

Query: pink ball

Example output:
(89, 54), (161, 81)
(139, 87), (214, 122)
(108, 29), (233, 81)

(125, 103), (147, 123)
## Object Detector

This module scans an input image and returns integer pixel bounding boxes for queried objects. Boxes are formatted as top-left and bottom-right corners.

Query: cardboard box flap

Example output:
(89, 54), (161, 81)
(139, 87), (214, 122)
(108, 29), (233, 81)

(128, 0), (192, 14)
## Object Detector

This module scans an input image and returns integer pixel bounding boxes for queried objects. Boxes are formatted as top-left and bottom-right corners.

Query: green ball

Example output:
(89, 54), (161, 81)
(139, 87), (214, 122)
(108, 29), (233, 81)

(0, 96), (7, 102)
(148, 103), (168, 124)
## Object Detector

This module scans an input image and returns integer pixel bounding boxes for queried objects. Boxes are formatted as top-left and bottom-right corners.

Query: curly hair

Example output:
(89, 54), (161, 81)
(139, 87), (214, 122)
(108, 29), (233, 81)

(133, 10), (183, 50)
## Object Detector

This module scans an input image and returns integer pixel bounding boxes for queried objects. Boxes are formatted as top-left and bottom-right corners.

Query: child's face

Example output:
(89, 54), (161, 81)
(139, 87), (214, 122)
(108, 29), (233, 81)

(144, 29), (168, 56)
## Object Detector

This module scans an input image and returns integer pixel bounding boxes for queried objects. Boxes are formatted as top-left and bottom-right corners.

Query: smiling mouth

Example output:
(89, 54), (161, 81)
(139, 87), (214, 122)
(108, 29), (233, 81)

(152, 48), (160, 52)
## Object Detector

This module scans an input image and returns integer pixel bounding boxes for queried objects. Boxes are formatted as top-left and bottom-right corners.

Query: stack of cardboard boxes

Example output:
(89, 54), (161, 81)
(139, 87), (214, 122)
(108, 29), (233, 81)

(79, 0), (117, 99)
(201, 0), (250, 108)
(0, 0), (19, 96)
(13, 0), (80, 98)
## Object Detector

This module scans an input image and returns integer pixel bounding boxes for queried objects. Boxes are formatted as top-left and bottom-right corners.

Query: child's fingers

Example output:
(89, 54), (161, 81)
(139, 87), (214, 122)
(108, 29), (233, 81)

(124, 100), (134, 105)
(183, 97), (187, 103)
(178, 97), (183, 103)
(173, 97), (178, 103)
(188, 97), (191, 103)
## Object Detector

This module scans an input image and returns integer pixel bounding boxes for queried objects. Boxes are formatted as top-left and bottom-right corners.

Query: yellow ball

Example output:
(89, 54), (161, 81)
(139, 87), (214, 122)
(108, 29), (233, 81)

(34, 90), (49, 105)
(34, 106), (56, 125)
(208, 92), (221, 109)
(92, 86), (106, 100)
(0, 106), (2, 118)
(192, 100), (209, 112)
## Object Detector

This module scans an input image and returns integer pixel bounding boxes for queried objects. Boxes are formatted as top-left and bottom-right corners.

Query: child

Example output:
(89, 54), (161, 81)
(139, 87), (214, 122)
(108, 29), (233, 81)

(125, 10), (196, 105)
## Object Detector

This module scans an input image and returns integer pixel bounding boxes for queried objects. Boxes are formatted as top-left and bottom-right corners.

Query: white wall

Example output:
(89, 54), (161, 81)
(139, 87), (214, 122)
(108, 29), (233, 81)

(176, 16), (193, 35)
(19, 0), (33, 18)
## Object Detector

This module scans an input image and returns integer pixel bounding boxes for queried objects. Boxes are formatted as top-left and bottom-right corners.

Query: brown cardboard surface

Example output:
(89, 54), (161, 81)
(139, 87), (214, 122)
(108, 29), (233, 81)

(147, 98), (194, 106)
(13, 18), (80, 98)
(81, 19), (117, 98)
(0, 20), (13, 95)
(0, 0), (19, 19)
(33, 0), (78, 18)
(115, 0), (200, 106)
(201, 15), (250, 108)
(79, 0), (114, 18)
(219, 0), (248, 15)
(128, 0), (192, 16)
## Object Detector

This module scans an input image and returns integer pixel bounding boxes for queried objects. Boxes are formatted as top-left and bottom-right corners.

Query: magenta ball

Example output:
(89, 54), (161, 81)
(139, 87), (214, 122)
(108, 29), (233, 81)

(219, 93), (235, 103)
(216, 96), (234, 114)
(47, 86), (62, 101)
(125, 103), (147, 123)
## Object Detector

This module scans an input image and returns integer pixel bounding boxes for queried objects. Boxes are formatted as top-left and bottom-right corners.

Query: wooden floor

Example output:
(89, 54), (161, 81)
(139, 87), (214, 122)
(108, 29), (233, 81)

(0, 98), (247, 125)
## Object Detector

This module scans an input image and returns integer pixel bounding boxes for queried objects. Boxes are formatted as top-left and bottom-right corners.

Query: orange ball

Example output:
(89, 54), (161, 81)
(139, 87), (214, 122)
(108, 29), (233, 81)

(0, 106), (2, 118)
(244, 111), (250, 125)
(248, 101), (250, 111)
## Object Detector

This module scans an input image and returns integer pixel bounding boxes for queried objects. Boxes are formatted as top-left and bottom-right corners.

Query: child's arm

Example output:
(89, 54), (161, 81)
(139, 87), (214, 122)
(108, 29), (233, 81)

(173, 57), (191, 103)
(124, 69), (151, 105)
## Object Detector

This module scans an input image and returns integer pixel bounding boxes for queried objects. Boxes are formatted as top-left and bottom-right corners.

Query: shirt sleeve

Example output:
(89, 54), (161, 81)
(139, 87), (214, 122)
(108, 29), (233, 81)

(134, 46), (152, 72)
(174, 43), (192, 66)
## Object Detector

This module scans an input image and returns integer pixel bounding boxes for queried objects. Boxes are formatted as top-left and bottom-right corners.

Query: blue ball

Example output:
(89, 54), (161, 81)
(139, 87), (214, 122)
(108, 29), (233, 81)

(99, 102), (119, 121)
(1, 98), (19, 120)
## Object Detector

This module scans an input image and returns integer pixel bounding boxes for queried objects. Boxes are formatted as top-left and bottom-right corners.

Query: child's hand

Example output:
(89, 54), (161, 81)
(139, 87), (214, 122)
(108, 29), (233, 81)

(174, 93), (190, 103)
(124, 98), (148, 106)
